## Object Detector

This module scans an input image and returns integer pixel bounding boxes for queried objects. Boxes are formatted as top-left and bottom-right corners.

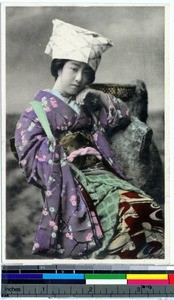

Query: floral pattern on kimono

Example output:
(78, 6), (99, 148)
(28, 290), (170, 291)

(14, 90), (131, 258)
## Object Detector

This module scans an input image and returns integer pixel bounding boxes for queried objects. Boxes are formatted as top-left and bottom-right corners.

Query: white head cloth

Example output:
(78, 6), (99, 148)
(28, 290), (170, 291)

(45, 19), (114, 71)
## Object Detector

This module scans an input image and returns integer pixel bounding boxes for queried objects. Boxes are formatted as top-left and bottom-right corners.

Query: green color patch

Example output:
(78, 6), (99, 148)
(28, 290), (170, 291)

(85, 274), (126, 279)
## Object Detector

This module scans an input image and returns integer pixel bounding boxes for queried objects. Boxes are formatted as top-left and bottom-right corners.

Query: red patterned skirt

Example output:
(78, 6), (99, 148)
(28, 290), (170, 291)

(108, 190), (164, 259)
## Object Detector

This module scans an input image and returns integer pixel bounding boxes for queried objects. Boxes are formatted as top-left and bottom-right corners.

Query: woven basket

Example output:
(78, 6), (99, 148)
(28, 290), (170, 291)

(91, 83), (136, 100)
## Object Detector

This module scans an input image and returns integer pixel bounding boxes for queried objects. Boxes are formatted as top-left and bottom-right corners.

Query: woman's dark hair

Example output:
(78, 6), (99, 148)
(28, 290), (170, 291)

(51, 59), (95, 85)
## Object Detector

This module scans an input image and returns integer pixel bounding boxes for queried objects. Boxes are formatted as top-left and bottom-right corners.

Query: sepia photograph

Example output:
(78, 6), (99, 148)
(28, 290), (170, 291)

(2, 4), (167, 262)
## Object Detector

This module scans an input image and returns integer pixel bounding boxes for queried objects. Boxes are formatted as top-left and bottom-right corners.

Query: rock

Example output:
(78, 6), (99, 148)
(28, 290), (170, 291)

(124, 79), (148, 123)
(110, 116), (164, 204)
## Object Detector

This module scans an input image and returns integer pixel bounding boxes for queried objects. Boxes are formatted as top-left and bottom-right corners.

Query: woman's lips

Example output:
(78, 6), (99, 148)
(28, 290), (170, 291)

(71, 84), (80, 88)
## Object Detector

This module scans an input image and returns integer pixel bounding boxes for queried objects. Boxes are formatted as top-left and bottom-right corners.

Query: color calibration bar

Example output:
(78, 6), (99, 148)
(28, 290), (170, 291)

(2, 272), (174, 285)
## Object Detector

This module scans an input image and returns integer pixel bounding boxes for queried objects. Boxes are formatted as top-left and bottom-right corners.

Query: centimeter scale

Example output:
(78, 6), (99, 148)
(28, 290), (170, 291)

(2, 265), (174, 298)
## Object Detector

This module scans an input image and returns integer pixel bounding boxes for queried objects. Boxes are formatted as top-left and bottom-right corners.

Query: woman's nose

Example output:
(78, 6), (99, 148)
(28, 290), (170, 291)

(75, 70), (83, 82)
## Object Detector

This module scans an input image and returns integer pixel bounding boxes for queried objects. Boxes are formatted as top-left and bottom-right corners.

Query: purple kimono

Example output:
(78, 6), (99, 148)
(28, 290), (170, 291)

(14, 90), (131, 258)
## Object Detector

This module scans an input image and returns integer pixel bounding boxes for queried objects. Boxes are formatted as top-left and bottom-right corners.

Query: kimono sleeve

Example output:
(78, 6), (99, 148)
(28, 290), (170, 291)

(99, 94), (131, 130)
(14, 107), (60, 190)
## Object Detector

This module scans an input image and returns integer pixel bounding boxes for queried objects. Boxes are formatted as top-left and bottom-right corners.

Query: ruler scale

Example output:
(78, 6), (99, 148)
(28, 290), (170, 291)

(2, 266), (174, 298)
(2, 284), (174, 297)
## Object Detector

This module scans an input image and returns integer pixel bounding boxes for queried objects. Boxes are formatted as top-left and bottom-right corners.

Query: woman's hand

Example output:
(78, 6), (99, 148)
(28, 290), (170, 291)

(76, 88), (118, 124)
(76, 88), (108, 109)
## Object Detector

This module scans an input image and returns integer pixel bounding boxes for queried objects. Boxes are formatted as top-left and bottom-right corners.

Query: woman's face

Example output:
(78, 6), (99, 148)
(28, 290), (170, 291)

(55, 60), (93, 98)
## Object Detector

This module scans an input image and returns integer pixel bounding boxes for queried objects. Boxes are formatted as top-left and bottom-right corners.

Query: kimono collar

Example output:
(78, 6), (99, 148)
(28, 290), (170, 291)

(44, 89), (80, 114)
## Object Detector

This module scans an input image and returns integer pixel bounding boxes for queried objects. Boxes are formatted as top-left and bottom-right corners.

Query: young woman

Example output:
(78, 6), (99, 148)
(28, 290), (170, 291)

(14, 19), (164, 259)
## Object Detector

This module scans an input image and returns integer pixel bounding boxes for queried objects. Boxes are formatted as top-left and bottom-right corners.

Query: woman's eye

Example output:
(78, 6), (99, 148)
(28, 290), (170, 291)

(71, 68), (78, 71)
